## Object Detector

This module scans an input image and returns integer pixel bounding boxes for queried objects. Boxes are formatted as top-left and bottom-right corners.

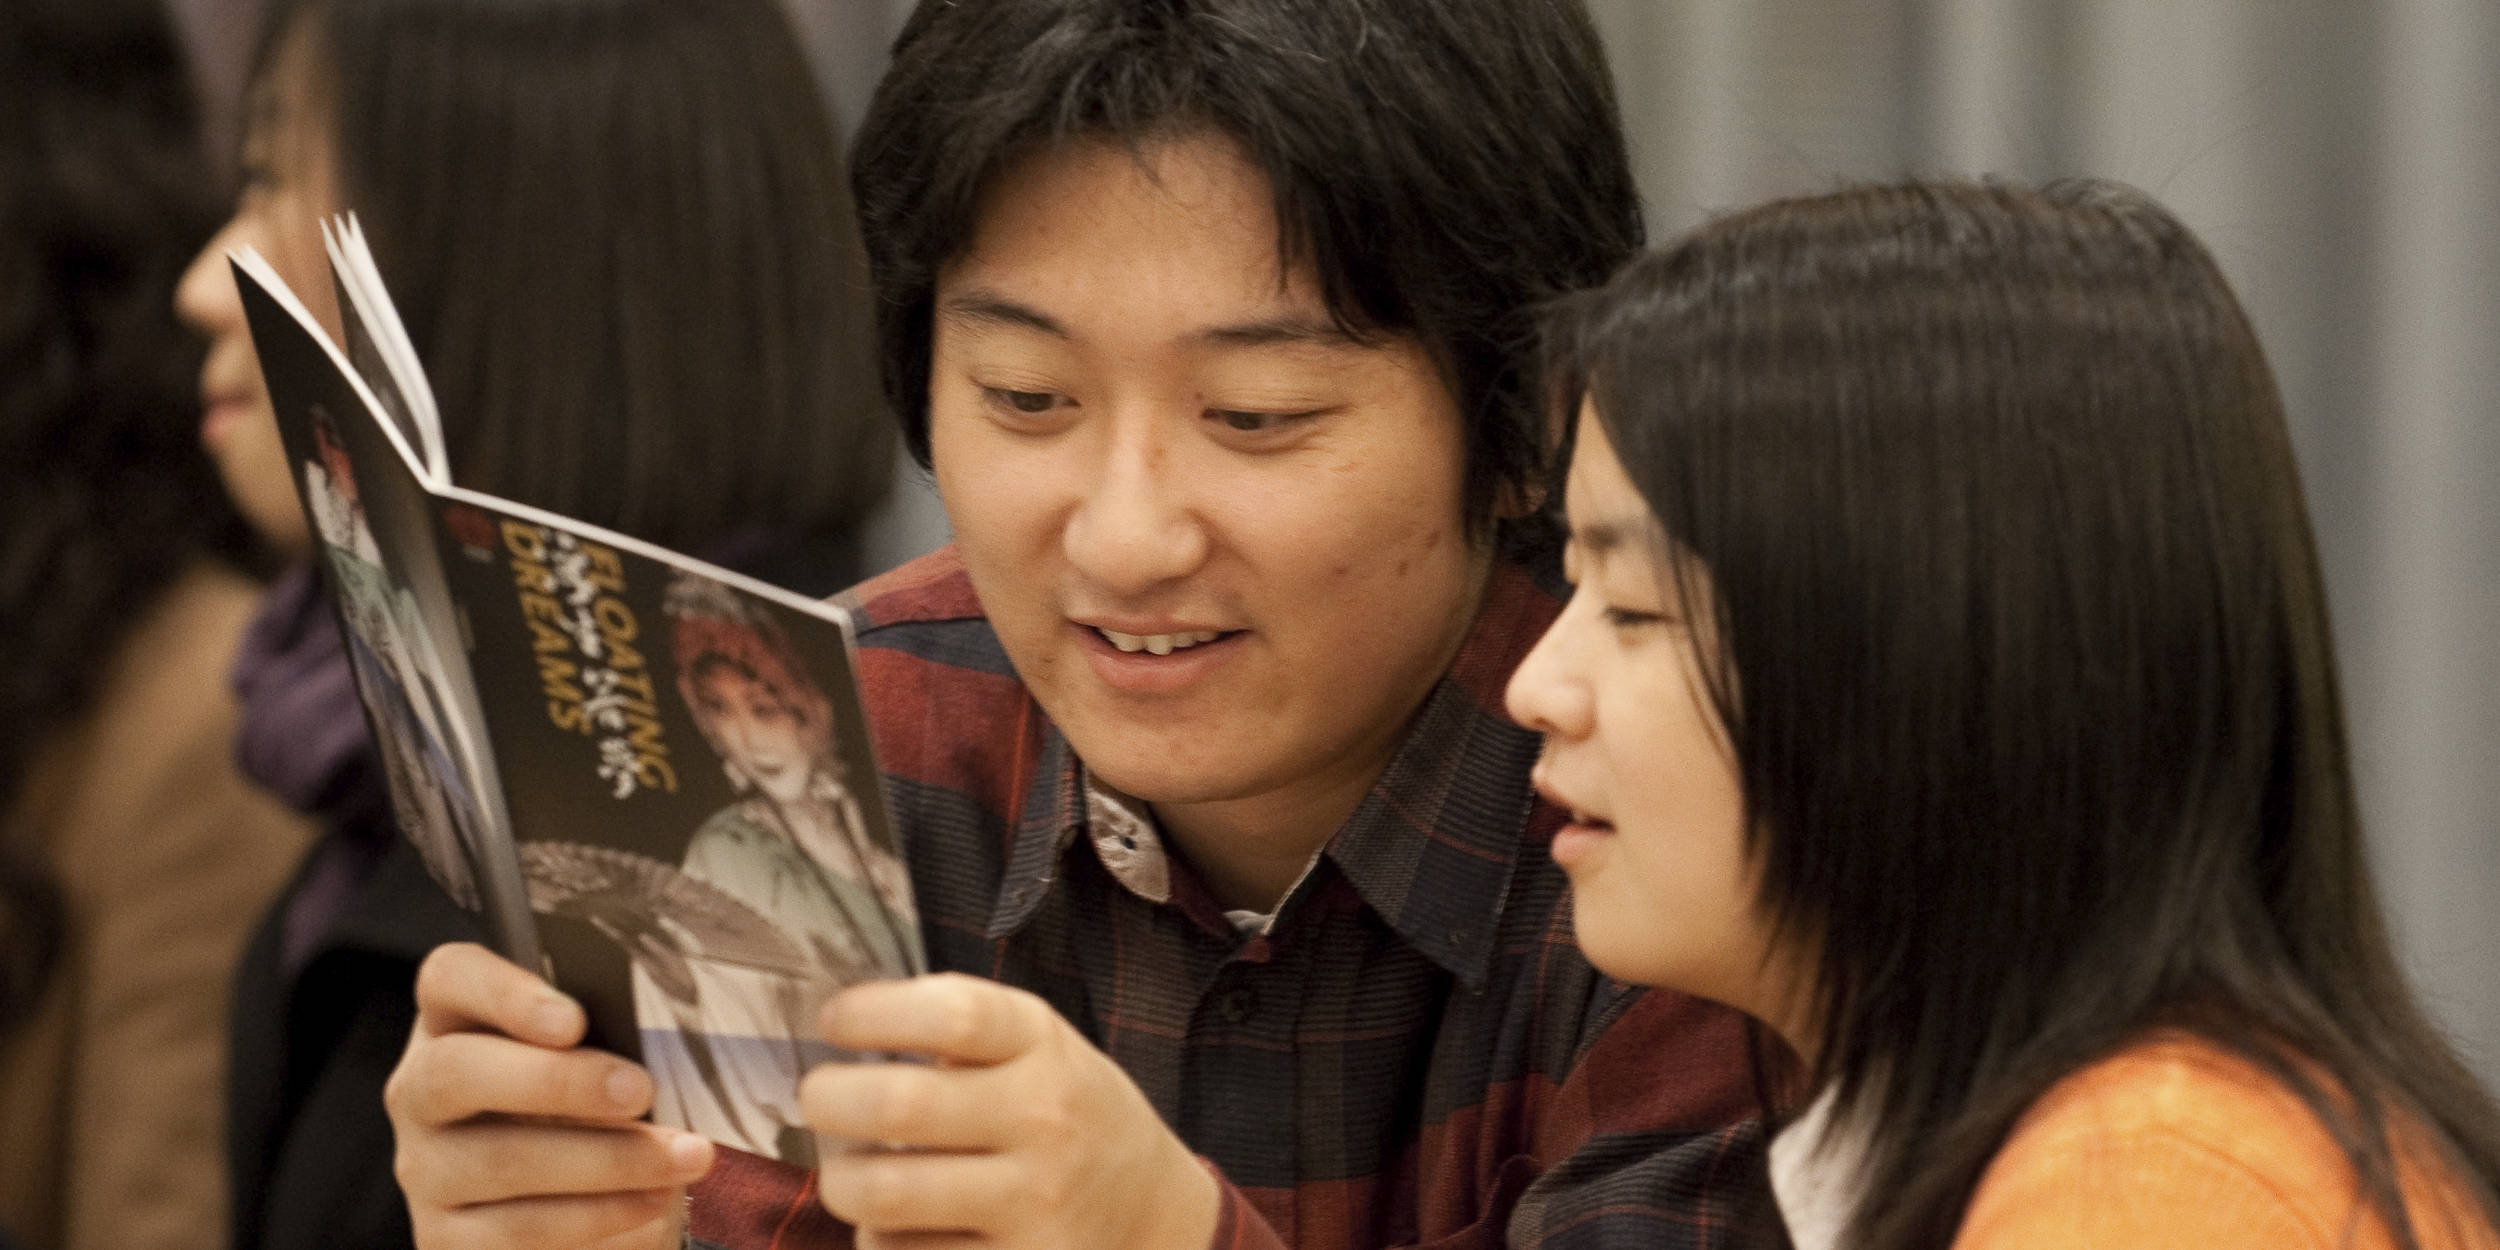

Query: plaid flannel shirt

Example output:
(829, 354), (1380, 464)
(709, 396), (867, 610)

(689, 547), (1783, 1250)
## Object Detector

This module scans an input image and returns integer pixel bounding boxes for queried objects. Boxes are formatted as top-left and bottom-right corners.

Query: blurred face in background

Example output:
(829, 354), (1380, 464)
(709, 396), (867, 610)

(174, 18), (343, 558)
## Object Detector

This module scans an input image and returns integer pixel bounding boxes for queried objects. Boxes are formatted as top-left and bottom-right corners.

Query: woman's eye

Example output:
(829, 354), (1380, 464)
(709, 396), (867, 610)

(1602, 607), (1671, 630)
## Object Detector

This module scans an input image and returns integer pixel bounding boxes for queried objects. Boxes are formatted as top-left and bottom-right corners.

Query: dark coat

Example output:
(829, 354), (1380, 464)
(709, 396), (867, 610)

(227, 837), (480, 1250)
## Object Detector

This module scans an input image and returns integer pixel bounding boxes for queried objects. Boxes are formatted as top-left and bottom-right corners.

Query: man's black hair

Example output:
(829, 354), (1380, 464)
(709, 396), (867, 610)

(853, 0), (1641, 537)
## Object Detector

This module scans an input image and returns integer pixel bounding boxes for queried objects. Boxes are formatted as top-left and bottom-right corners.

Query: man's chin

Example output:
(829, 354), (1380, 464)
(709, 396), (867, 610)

(1075, 752), (1262, 809)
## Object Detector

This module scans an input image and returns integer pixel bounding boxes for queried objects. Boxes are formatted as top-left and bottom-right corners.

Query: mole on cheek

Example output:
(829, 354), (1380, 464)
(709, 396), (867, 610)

(1400, 529), (1443, 578)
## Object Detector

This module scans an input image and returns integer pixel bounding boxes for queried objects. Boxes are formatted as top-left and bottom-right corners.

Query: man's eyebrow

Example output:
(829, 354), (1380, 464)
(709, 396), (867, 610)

(1196, 315), (1363, 350)
(938, 290), (1068, 338)
(938, 290), (1361, 351)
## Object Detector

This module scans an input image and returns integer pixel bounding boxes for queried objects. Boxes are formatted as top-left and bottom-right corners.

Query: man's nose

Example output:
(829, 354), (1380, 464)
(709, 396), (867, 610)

(1061, 413), (1209, 597)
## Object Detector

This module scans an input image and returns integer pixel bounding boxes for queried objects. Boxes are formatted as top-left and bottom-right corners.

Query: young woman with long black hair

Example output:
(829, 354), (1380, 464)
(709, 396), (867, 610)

(1511, 179), (2500, 1250)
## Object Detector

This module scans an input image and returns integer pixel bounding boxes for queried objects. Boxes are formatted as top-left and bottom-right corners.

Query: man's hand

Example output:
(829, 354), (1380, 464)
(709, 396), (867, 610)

(387, 942), (716, 1250)
(800, 973), (1220, 1250)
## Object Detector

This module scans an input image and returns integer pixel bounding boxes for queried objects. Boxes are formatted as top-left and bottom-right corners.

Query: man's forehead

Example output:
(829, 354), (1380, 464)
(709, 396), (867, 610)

(978, 131), (1272, 225)
(937, 284), (1363, 353)
(941, 139), (1332, 308)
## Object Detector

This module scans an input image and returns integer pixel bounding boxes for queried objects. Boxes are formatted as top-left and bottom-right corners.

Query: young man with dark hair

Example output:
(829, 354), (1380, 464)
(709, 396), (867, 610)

(384, 3), (1783, 1248)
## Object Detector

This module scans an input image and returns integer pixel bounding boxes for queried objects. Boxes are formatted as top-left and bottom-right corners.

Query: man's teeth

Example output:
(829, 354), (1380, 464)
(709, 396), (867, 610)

(1098, 628), (1223, 655)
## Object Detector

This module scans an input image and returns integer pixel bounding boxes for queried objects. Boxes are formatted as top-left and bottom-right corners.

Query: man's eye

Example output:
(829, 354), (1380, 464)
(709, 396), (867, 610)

(983, 388), (1062, 415)
(1209, 409), (1318, 434)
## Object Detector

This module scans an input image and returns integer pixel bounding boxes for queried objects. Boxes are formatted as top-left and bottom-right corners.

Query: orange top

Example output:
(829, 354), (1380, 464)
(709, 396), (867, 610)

(1953, 1034), (2499, 1250)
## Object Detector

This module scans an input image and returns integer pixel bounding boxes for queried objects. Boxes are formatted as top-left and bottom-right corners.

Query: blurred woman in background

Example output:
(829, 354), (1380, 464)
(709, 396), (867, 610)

(171, 1), (893, 1246)
(0, 1), (312, 1248)
(1511, 179), (2500, 1250)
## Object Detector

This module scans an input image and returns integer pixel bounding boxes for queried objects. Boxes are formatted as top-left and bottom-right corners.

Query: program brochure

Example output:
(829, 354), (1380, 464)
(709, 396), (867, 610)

(230, 218), (922, 1166)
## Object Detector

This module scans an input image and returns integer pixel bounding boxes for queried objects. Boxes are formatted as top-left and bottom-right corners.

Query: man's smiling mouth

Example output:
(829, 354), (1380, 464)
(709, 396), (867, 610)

(1095, 628), (1226, 655)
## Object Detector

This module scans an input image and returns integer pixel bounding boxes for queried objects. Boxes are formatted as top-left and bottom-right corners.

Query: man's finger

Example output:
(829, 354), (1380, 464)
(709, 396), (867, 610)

(414, 941), (583, 1047)
(388, 1029), (655, 1128)
(815, 1146), (1026, 1235)
(856, 1232), (985, 1250)
(426, 1184), (683, 1250)
(817, 973), (1052, 1065)
(400, 1118), (710, 1208)
(800, 1055), (1047, 1152)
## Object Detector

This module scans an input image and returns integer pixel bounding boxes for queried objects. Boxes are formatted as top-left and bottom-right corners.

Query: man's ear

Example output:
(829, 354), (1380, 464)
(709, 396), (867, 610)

(1499, 393), (1580, 521)
(1493, 475), (1548, 520)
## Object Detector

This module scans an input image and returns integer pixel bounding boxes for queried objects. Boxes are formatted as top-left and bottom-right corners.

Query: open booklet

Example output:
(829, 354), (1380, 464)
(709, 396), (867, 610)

(230, 216), (923, 1167)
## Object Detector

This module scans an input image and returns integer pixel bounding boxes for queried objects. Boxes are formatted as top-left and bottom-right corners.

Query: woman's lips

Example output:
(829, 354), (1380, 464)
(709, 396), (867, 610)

(1549, 815), (1616, 868)
(1532, 776), (1616, 867)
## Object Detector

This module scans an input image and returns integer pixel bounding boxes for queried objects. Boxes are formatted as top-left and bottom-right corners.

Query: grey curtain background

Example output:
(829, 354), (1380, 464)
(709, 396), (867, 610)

(175, 0), (2497, 1084)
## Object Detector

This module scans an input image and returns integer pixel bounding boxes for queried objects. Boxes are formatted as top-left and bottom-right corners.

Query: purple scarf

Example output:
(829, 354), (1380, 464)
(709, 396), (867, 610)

(231, 562), (389, 972)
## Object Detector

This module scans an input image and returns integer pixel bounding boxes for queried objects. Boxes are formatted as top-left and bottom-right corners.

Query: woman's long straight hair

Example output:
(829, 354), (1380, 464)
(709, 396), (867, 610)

(250, 0), (893, 568)
(1544, 179), (2500, 1250)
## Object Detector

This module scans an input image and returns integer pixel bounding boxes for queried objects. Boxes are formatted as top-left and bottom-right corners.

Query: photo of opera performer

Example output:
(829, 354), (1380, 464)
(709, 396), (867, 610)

(298, 406), (490, 909)
(628, 571), (917, 1164)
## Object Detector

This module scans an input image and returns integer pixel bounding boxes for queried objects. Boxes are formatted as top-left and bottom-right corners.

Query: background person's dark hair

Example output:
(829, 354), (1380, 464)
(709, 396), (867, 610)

(852, 0), (1641, 541)
(0, 0), (237, 1024)
(254, 0), (892, 569)
(1545, 179), (2500, 1250)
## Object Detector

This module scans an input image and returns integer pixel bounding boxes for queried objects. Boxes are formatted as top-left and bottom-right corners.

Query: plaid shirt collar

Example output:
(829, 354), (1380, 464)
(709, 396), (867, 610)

(981, 560), (1559, 990)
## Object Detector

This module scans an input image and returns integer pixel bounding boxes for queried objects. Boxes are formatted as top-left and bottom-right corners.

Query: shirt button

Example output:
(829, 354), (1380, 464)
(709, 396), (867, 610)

(1215, 986), (1258, 1025)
